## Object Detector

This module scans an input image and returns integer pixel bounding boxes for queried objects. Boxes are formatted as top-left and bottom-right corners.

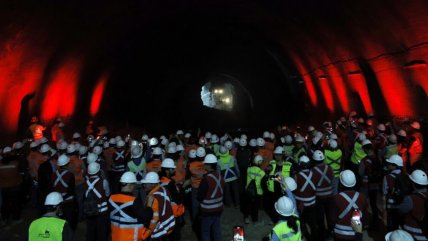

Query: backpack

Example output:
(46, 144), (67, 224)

(390, 172), (412, 204)
(83, 191), (100, 217)
(245, 179), (257, 198)
(415, 192), (428, 237)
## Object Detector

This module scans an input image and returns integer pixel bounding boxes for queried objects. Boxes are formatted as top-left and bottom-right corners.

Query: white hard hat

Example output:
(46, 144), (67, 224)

(3, 146), (12, 153)
(299, 155), (310, 164)
(210, 134), (219, 144)
(411, 121), (421, 130)
(149, 138), (158, 146)
(58, 141), (68, 150)
(253, 155), (263, 165)
(161, 158), (176, 169)
(39, 137), (49, 144)
(312, 136), (321, 145)
(315, 131), (323, 139)
(120, 171), (138, 184)
(141, 172), (159, 184)
(409, 169), (428, 186)
(285, 135), (293, 144)
(205, 132), (212, 139)
(388, 134), (397, 144)
(109, 138), (117, 145)
(362, 139), (372, 146)
(188, 149), (197, 159)
(72, 132), (81, 139)
(79, 145), (88, 155)
(329, 134), (338, 140)
(329, 140), (338, 149)
(50, 149), (57, 157)
(203, 154), (218, 164)
(239, 138), (247, 147)
(176, 145), (184, 152)
(66, 144), (76, 154)
(159, 135), (166, 141)
(88, 162), (100, 175)
(233, 137), (240, 144)
(184, 133), (191, 138)
(117, 140), (125, 148)
(13, 141), (24, 150)
(93, 146), (103, 155)
(280, 137), (285, 144)
(167, 146), (177, 154)
(161, 138), (169, 146)
(312, 150), (325, 161)
(198, 137), (207, 145)
(131, 147), (143, 158)
(219, 146), (228, 154)
(270, 132), (275, 140)
(115, 136), (122, 142)
(57, 154), (70, 166)
(44, 192), (63, 206)
(40, 144), (51, 154)
(176, 130), (184, 135)
(225, 141), (233, 150)
(30, 141), (40, 149)
(256, 138), (265, 147)
(74, 143), (81, 150)
(249, 139), (257, 147)
(385, 154), (403, 167)
(141, 134), (149, 141)
(240, 134), (248, 140)
(103, 142), (110, 149)
(385, 229), (414, 241)
(307, 126), (315, 132)
(274, 196), (295, 217)
(340, 170), (356, 187)
(377, 124), (386, 131)
(397, 130), (407, 137)
(196, 147), (206, 158)
(295, 135), (305, 143)
(263, 131), (270, 139)
(152, 147), (162, 156)
(273, 146), (284, 155)
(87, 153), (98, 164)
(168, 142), (177, 148)
(284, 177), (297, 191)
(358, 133), (367, 142)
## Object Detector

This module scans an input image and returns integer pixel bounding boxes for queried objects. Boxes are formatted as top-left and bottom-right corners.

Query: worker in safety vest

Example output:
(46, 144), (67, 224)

(396, 130), (409, 170)
(210, 134), (221, 156)
(197, 154), (225, 241)
(217, 145), (240, 207)
(384, 134), (399, 160)
(349, 133), (367, 174)
(141, 171), (176, 240)
(28, 141), (47, 206)
(111, 140), (127, 194)
(28, 192), (73, 241)
(84, 162), (110, 241)
(172, 145), (186, 184)
(263, 131), (275, 152)
(66, 144), (85, 220)
(160, 158), (185, 240)
(331, 170), (367, 241)
(267, 196), (302, 241)
(324, 140), (342, 195)
(382, 154), (404, 232)
(244, 155), (266, 224)
(51, 119), (65, 143)
(52, 154), (77, 230)
(292, 136), (307, 164)
(397, 169), (428, 241)
(146, 147), (162, 174)
(37, 144), (56, 216)
(28, 116), (46, 142)
(311, 150), (334, 241)
(127, 146), (146, 182)
(186, 147), (207, 221)
(294, 155), (318, 241)
(257, 137), (273, 170)
(283, 135), (295, 159)
(407, 121), (424, 169)
(109, 172), (152, 241)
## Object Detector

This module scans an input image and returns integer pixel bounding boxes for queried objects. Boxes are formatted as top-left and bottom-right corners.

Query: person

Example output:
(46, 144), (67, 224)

(331, 170), (367, 241)
(292, 136), (306, 163)
(383, 154), (404, 231)
(244, 155), (266, 224)
(268, 196), (301, 241)
(37, 144), (56, 217)
(384, 229), (414, 241)
(256, 138), (273, 170)
(141, 172), (175, 240)
(28, 192), (73, 241)
(145, 147), (162, 174)
(51, 119), (65, 143)
(349, 134), (367, 175)
(324, 140), (342, 195)
(84, 162), (110, 241)
(186, 147), (206, 221)
(52, 154), (77, 230)
(407, 121), (424, 170)
(127, 146), (146, 182)
(282, 135), (295, 159)
(109, 171), (152, 241)
(197, 154), (225, 241)
(27, 141), (47, 206)
(217, 145), (240, 207)
(28, 116), (46, 142)
(111, 140), (127, 194)
(235, 138), (252, 196)
(66, 144), (85, 220)
(397, 169), (428, 241)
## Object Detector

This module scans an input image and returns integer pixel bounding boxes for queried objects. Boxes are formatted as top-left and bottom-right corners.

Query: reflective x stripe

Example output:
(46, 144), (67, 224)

(299, 171), (316, 192)
(115, 151), (125, 160)
(314, 165), (331, 186)
(403, 225), (428, 241)
(86, 178), (102, 198)
(154, 187), (170, 216)
(109, 199), (138, 223)
(208, 174), (223, 198)
(338, 192), (360, 219)
(327, 156), (341, 165)
(334, 224), (355, 236)
(54, 170), (69, 188)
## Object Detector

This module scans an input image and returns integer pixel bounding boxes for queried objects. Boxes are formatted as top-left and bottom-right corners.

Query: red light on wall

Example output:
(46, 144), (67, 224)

(290, 55), (318, 106)
(403, 60), (427, 69)
(90, 73), (108, 117)
(347, 71), (374, 114)
(318, 75), (335, 112)
(326, 66), (350, 113)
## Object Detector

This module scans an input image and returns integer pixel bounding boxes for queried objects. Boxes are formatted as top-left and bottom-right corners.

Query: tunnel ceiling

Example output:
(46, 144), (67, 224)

(1, 0), (428, 134)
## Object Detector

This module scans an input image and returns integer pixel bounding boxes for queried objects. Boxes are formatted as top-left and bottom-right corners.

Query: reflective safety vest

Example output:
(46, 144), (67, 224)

(85, 176), (108, 213)
(324, 149), (342, 177)
(109, 194), (148, 241)
(29, 216), (66, 241)
(160, 177), (185, 217)
(52, 170), (74, 201)
(145, 159), (161, 174)
(112, 150), (126, 172)
(149, 186), (176, 239)
(270, 219), (301, 241)
(350, 142), (366, 165)
(218, 153), (238, 182)
(172, 157), (186, 184)
(69, 156), (84, 185)
(127, 158), (146, 181)
(189, 161), (206, 188)
(267, 161), (292, 193)
(312, 164), (333, 197)
(294, 170), (316, 207)
(200, 172), (224, 213)
(212, 144), (220, 156)
(384, 144), (398, 160)
(293, 148), (306, 163)
(283, 145), (294, 157)
(403, 191), (428, 241)
(246, 166), (266, 195)
(333, 191), (365, 240)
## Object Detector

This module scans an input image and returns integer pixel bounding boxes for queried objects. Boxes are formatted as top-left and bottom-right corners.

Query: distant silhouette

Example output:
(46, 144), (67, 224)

(17, 92), (36, 139)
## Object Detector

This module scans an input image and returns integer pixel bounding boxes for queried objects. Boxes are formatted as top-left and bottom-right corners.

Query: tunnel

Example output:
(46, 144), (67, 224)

(1, 0), (428, 139)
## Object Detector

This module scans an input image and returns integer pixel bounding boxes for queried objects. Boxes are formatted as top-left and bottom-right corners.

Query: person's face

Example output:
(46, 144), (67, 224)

(143, 183), (155, 192)
(274, 154), (283, 161)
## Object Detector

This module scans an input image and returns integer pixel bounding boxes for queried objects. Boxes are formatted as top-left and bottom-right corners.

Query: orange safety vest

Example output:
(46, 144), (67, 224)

(145, 159), (162, 173)
(172, 157), (186, 184)
(146, 185), (175, 239)
(69, 155), (84, 185)
(109, 194), (149, 241)
(257, 148), (273, 170)
(160, 177), (185, 217)
(51, 125), (64, 142)
(27, 151), (47, 179)
(29, 124), (45, 141)
(189, 161), (206, 188)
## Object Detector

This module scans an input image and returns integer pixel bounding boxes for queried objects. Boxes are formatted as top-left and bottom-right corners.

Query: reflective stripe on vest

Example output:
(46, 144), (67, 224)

(201, 174), (223, 210)
(54, 170), (73, 201)
(338, 192), (360, 219)
(267, 162), (291, 192)
(299, 172), (316, 192)
(324, 149), (342, 177)
(351, 142), (366, 165)
(403, 225), (428, 241)
(151, 187), (175, 238)
(218, 155), (237, 182)
(293, 148), (305, 162)
(109, 197), (138, 224)
(128, 159), (145, 179)
(29, 216), (65, 241)
(334, 223), (355, 237)
(85, 177), (107, 212)
(271, 220), (301, 241)
(283, 145), (294, 157)
(313, 165), (332, 196)
(246, 166), (265, 195)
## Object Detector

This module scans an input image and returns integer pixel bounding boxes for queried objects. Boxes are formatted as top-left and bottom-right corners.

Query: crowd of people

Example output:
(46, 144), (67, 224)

(0, 112), (427, 241)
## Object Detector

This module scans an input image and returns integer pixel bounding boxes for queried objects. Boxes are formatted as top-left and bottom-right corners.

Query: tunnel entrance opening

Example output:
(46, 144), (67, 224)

(201, 81), (235, 111)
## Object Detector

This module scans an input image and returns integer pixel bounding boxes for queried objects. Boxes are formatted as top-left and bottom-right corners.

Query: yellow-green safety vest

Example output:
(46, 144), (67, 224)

(246, 166), (266, 195)
(293, 148), (306, 163)
(218, 153), (238, 182)
(384, 144), (398, 159)
(270, 219), (301, 241)
(283, 145), (294, 157)
(324, 149), (342, 177)
(350, 142), (366, 165)
(212, 144), (220, 156)
(29, 216), (66, 241)
(267, 161), (292, 192)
